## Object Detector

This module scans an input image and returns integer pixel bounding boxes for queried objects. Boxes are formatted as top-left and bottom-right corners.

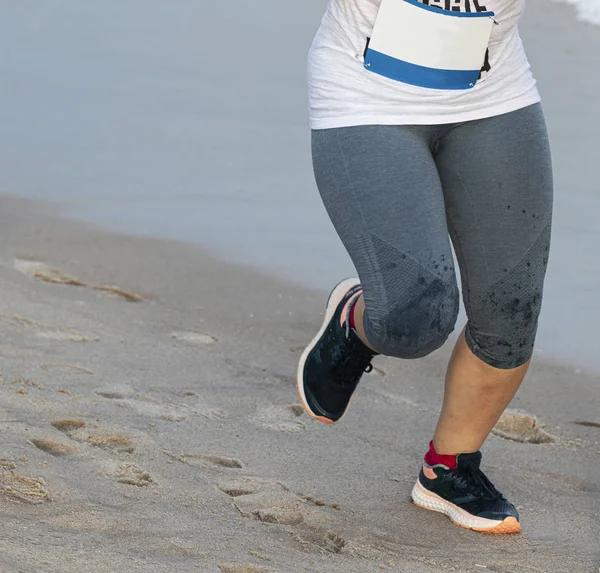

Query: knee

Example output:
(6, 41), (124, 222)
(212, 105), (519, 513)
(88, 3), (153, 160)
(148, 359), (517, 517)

(466, 287), (544, 369)
(466, 225), (550, 369)
(365, 277), (459, 358)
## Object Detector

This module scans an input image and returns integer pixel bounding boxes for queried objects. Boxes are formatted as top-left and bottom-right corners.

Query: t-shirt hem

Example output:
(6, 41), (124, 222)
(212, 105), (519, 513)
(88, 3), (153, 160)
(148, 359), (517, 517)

(309, 94), (542, 130)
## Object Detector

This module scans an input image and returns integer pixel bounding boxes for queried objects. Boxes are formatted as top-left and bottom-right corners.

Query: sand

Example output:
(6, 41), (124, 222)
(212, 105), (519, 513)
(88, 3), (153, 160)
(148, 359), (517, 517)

(0, 197), (598, 573)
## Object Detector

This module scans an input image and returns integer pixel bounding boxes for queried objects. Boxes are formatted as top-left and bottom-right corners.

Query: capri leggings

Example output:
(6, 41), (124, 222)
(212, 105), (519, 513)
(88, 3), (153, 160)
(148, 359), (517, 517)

(312, 103), (553, 369)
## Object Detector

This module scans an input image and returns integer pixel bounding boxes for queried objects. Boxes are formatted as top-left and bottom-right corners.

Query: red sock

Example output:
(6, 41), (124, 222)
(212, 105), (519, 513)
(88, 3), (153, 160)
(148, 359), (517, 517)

(424, 440), (457, 470)
(349, 300), (358, 330)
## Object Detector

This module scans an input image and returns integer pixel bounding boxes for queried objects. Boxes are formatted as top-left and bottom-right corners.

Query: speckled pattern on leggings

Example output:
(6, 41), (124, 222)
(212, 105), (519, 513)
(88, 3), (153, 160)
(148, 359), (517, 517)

(312, 103), (553, 369)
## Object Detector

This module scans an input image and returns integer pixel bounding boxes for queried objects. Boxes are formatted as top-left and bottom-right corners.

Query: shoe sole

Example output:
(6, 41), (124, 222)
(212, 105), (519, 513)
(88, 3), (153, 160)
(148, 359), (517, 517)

(411, 479), (521, 534)
(296, 278), (361, 425)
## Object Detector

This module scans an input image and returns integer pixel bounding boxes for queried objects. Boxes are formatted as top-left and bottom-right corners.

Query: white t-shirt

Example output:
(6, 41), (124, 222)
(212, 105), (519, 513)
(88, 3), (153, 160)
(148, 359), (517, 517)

(308, 0), (540, 129)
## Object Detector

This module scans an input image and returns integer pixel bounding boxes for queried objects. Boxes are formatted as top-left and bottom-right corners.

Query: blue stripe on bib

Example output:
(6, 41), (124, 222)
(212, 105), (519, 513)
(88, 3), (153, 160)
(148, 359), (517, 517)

(364, 49), (481, 90)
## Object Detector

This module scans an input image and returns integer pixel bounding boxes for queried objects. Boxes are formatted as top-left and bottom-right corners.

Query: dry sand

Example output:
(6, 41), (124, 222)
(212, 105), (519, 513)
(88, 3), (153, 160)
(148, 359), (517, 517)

(0, 197), (598, 573)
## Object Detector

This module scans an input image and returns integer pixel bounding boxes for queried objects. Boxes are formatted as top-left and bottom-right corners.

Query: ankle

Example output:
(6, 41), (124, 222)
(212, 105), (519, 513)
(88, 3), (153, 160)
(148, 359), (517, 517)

(424, 440), (458, 470)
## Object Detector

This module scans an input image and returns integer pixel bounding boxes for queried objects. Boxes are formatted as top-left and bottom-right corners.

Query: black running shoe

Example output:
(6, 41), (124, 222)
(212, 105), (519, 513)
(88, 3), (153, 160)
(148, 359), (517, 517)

(297, 278), (377, 424)
(412, 451), (521, 534)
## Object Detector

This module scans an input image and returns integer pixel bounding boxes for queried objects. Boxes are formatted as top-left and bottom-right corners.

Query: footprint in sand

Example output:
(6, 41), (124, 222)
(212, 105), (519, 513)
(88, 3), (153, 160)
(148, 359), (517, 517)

(0, 312), (92, 342)
(29, 438), (79, 457)
(164, 451), (244, 470)
(171, 331), (218, 344)
(573, 419), (600, 429)
(95, 386), (228, 422)
(14, 258), (144, 302)
(218, 565), (273, 573)
(217, 477), (266, 498)
(102, 461), (154, 487)
(298, 525), (347, 554)
(193, 454), (243, 469)
(0, 470), (50, 504)
(51, 418), (86, 433)
(492, 409), (556, 444)
(42, 363), (94, 375)
(115, 396), (188, 422)
(163, 450), (353, 555)
(79, 432), (135, 453)
(216, 475), (348, 554)
(36, 331), (91, 342)
(95, 385), (135, 400)
(198, 407), (229, 420)
(51, 418), (136, 453)
(253, 404), (306, 433)
(49, 420), (154, 488)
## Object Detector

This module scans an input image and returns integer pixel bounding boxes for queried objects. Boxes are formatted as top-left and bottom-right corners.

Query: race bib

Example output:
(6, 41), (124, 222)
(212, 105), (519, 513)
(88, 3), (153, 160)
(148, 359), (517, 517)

(364, 0), (495, 90)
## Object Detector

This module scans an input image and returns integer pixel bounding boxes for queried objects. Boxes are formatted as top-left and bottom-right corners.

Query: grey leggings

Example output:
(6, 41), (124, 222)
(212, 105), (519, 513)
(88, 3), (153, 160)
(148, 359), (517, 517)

(312, 104), (553, 369)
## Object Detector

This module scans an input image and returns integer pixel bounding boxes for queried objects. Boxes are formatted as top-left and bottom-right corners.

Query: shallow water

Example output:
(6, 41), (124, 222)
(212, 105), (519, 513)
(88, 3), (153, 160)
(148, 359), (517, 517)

(1, 1), (599, 373)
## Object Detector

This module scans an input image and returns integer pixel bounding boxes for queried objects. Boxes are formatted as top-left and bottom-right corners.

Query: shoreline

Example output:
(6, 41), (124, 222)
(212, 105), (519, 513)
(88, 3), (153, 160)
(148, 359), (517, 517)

(6, 193), (599, 380)
(0, 195), (598, 572)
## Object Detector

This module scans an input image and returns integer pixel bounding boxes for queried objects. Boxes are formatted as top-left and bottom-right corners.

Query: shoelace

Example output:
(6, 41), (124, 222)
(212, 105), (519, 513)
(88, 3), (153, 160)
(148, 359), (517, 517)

(331, 336), (374, 388)
(454, 461), (503, 501)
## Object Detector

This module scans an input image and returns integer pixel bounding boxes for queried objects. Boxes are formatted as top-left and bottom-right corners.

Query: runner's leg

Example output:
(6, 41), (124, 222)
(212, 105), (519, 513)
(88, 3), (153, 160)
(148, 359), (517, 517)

(432, 103), (553, 454)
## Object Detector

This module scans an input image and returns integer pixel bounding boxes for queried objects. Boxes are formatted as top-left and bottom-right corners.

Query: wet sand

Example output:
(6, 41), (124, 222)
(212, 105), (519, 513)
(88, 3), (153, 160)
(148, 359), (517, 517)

(0, 197), (598, 573)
